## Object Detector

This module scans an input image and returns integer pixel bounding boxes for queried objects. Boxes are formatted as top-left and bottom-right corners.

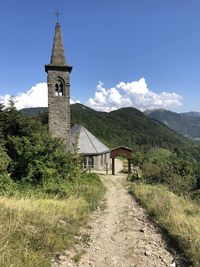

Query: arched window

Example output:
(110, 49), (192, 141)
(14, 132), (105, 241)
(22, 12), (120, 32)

(55, 80), (64, 96)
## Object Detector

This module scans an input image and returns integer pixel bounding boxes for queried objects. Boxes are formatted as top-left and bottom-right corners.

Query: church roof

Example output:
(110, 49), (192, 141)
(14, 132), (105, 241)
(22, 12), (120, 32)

(50, 22), (66, 65)
(70, 125), (110, 155)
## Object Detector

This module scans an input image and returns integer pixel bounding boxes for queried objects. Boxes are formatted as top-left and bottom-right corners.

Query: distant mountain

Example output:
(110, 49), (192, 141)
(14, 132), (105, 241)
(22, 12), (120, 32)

(20, 104), (192, 151)
(181, 111), (200, 118)
(70, 104), (191, 150)
(20, 107), (47, 117)
(145, 109), (200, 140)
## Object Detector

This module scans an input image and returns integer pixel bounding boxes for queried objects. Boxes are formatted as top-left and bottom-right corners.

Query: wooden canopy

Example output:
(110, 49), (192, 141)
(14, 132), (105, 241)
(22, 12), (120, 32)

(111, 146), (133, 175)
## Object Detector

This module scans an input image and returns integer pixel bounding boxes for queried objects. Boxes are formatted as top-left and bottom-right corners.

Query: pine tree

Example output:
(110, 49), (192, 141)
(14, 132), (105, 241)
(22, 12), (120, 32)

(0, 103), (6, 143)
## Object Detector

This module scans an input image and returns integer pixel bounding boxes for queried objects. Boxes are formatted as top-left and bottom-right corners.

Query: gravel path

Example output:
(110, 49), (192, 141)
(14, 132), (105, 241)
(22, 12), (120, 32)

(53, 164), (186, 267)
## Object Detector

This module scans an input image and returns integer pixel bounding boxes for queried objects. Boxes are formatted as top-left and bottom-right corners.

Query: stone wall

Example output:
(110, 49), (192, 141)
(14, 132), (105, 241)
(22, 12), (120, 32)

(48, 69), (70, 146)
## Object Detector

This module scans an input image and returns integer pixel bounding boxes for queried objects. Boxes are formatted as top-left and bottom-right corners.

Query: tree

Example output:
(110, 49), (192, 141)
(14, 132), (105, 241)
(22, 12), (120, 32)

(4, 97), (24, 138)
(8, 133), (81, 184)
(0, 103), (6, 142)
(0, 145), (10, 173)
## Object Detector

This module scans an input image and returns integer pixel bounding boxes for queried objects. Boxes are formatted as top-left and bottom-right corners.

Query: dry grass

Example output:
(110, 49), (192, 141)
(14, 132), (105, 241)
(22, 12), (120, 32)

(0, 173), (105, 267)
(0, 196), (88, 267)
(130, 184), (200, 266)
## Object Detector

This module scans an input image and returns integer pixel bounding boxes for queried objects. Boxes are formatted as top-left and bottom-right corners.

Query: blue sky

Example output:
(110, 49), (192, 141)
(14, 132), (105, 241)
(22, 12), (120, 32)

(0, 0), (200, 112)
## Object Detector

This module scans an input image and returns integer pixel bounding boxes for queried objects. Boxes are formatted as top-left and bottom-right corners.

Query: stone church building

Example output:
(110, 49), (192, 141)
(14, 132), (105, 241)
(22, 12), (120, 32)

(45, 22), (110, 170)
(71, 125), (110, 169)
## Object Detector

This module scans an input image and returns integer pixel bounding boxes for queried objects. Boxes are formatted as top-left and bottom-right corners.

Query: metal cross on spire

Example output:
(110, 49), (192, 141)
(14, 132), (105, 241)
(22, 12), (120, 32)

(54, 9), (60, 23)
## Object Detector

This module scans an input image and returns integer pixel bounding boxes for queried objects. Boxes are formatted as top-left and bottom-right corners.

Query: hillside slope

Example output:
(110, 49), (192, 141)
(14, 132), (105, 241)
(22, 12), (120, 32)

(71, 104), (189, 150)
(145, 109), (200, 140)
(21, 104), (191, 151)
(21, 107), (47, 117)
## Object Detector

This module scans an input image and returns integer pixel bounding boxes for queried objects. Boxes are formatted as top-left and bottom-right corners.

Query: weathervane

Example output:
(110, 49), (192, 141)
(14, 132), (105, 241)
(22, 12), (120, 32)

(54, 9), (60, 23)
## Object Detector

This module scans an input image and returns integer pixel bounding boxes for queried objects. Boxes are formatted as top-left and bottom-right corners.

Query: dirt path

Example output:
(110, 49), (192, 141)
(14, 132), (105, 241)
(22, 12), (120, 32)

(54, 163), (186, 267)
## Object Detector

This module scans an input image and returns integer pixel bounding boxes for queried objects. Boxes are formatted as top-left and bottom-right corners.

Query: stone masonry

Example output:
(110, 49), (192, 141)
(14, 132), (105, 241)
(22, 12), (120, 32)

(45, 22), (72, 146)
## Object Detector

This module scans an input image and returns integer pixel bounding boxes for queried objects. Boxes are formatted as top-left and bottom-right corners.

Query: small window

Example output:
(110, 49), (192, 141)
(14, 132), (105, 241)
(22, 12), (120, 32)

(55, 80), (64, 96)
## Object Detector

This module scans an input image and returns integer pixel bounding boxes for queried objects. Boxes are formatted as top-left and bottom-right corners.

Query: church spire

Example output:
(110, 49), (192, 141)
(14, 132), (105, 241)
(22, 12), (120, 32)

(50, 22), (66, 65)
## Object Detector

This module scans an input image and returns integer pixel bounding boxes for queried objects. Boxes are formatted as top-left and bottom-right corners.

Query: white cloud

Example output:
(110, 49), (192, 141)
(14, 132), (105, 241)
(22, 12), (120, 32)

(117, 78), (148, 95)
(87, 78), (182, 112)
(0, 78), (182, 112)
(70, 99), (81, 104)
(0, 83), (79, 109)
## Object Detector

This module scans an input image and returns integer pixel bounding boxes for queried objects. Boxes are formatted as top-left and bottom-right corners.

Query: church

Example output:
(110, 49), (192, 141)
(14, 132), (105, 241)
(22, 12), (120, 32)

(45, 22), (110, 170)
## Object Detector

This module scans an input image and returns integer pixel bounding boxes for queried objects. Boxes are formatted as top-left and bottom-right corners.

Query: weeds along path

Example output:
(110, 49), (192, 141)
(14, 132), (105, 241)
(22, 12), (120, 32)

(54, 166), (185, 267)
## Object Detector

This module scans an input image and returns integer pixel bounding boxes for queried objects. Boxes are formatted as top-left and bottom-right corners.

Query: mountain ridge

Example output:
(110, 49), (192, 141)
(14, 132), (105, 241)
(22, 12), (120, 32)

(21, 104), (192, 151)
(145, 109), (200, 140)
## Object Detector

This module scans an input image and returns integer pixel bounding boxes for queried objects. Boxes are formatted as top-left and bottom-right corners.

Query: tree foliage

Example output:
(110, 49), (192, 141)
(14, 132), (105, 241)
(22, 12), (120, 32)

(133, 147), (200, 195)
(0, 99), (81, 190)
(8, 134), (81, 184)
(0, 145), (10, 173)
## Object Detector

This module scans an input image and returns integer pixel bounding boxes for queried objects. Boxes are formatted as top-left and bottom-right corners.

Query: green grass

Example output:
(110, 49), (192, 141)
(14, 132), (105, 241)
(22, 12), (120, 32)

(0, 173), (105, 267)
(130, 183), (200, 266)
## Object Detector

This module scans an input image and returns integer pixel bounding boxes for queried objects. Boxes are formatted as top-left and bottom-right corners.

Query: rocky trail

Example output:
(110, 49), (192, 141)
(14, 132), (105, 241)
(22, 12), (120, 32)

(53, 163), (187, 267)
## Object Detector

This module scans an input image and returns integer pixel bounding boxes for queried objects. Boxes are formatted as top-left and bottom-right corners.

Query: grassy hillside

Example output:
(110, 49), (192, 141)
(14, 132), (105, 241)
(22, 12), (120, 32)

(145, 109), (200, 140)
(0, 173), (105, 267)
(71, 104), (190, 150)
(130, 184), (200, 266)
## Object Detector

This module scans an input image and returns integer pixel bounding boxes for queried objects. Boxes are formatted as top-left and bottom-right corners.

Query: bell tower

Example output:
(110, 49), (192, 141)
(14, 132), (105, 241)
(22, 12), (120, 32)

(45, 22), (72, 146)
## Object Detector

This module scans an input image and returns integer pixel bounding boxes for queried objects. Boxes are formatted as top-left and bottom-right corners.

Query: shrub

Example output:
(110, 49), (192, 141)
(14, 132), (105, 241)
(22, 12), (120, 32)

(145, 148), (172, 167)
(7, 133), (81, 184)
(0, 146), (15, 195)
(140, 147), (197, 195)
(169, 174), (196, 194)
(0, 145), (10, 173)
(0, 173), (16, 195)
(131, 151), (144, 167)
(142, 161), (162, 183)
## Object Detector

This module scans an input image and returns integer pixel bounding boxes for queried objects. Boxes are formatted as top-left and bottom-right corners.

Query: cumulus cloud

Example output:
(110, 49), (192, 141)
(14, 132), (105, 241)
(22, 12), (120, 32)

(0, 78), (182, 112)
(87, 78), (182, 112)
(0, 83), (79, 109)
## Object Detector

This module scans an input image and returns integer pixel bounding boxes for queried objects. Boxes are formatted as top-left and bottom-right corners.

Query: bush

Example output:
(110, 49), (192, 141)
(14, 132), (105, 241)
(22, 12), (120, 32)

(145, 148), (172, 167)
(0, 173), (16, 195)
(142, 161), (162, 183)
(169, 174), (196, 194)
(131, 151), (144, 167)
(7, 133), (81, 184)
(42, 173), (106, 209)
(129, 167), (143, 182)
(0, 145), (10, 173)
(140, 147), (198, 195)
(0, 146), (15, 195)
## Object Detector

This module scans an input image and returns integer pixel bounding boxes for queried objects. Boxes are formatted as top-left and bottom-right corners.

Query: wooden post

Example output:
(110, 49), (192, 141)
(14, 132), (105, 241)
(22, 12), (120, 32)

(106, 163), (108, 175)
(86, 157), (89, 172)
(89, 164), (91, 173)
(128, 159), (131, 175)
(112, 158), (115, 175)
